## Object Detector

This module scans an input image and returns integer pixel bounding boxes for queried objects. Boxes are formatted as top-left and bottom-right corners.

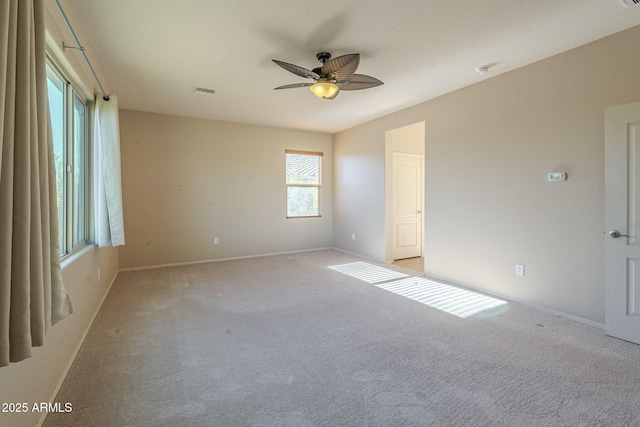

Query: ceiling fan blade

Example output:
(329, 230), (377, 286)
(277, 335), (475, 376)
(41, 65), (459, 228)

(337, 74), (383, 90)
(321, 53), (359, 80)
(272, 59), (319, 80)
(274, 83), (313, 90)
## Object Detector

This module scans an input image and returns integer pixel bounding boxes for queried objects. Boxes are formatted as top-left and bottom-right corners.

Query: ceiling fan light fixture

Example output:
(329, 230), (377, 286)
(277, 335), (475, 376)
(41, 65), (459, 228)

(310, 81), (339, 99)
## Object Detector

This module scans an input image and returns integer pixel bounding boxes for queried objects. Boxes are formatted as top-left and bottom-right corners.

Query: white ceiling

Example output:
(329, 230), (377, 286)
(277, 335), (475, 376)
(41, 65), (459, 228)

(59, 0), (640, 134)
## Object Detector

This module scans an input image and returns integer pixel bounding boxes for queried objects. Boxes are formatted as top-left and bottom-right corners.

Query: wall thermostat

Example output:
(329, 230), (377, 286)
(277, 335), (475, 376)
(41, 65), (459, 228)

(548, 172), (567, 182)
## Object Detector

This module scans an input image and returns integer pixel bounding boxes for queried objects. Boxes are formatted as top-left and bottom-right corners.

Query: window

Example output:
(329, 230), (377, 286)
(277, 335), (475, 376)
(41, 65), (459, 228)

(285, 150), (322, 218)
(46, 63), (88, 256)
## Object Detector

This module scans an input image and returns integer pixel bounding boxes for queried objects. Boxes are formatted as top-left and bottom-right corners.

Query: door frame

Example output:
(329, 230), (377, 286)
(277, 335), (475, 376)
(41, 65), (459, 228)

(384, 122), (426, 264)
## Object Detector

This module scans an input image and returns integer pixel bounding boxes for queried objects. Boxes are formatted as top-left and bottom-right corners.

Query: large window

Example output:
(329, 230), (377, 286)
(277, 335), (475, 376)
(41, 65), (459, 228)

(285, 150), (322, 218)
(46, 63), (88, 256)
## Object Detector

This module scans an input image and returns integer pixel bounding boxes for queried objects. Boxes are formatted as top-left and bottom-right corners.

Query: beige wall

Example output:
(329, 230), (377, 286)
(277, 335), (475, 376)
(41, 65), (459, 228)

(333, 126), (386, 260)
(0, 247), (119, 427)
(334, 25), (640, 323)
(118, 111), (333, 269)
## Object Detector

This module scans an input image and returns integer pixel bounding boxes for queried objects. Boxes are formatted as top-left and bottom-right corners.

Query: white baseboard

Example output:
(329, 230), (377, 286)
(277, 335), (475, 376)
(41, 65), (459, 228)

(421, 273), (605, 330)
(331, 247), (386, 264)
(118, 247), (336, 272)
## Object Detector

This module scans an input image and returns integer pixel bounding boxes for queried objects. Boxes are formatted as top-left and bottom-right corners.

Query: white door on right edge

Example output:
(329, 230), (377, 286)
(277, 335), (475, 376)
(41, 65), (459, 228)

(605, 101), (640, 345)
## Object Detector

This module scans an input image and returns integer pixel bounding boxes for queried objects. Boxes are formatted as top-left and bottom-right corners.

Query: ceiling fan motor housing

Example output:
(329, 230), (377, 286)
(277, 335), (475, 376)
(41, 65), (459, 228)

(316, 52), (332, 64)
(313, 52), (335, 79)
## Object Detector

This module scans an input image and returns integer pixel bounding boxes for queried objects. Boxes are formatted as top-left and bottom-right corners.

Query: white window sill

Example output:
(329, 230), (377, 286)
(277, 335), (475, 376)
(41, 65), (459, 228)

(60, 244), (94, 270)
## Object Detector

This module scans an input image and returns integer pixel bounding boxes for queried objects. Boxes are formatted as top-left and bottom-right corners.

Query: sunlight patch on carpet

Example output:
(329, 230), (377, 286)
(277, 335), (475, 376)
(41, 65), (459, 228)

(328, 262), (508, 318)
(327, 262), (408, 283)
(377, 277), (508, 318)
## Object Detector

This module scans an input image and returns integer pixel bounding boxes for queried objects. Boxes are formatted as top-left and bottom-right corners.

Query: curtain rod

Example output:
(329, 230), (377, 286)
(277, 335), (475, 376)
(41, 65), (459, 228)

(52, 0), (110, 101)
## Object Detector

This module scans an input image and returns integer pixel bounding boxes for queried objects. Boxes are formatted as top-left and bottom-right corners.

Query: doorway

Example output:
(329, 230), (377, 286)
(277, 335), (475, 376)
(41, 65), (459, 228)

(384, 122), (425, 269)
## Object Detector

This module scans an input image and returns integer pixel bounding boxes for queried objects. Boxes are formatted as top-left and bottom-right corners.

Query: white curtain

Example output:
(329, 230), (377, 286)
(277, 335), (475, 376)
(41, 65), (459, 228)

(94, 95), (125, 247)
(0, 0), (73, 367)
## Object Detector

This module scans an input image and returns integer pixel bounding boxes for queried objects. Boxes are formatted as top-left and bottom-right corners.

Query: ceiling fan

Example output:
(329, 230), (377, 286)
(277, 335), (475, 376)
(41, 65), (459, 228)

(272, 52), (383, 100)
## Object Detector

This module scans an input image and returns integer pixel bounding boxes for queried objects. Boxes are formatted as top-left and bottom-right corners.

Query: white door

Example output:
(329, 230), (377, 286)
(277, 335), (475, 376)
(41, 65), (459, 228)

(392, 153), (423, 260)
(605, 101), (640, 345)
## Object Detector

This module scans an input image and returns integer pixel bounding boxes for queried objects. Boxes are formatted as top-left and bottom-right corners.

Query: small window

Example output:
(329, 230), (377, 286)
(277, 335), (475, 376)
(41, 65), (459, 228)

(286, 150), (322, 218)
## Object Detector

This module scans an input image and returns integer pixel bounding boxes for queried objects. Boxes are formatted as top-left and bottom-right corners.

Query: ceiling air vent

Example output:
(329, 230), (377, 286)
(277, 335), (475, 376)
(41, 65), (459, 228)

(622, 0), (640, 8)
(193, 86), (216, 96)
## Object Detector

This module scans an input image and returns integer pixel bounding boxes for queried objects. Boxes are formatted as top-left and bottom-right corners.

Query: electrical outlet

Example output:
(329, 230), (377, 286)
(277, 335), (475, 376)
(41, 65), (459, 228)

(214, 237), (219, 245)
(352, 233), (356, 240)
(97, 267), (101, 280)
(515, 264), (525, 277)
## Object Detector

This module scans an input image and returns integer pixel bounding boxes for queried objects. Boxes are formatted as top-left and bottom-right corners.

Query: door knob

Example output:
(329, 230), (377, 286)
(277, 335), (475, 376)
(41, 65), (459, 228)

(609, 230), (631, 238)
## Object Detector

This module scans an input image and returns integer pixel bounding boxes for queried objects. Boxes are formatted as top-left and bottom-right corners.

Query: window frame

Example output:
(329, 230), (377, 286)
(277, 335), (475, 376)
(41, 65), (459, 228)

(285, 149), (323, 219)
(46, 60), (90, 258)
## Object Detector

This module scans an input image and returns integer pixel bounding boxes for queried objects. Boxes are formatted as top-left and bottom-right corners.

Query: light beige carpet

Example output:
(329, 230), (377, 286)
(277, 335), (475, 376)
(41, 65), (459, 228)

(394, 256), (424, 273)
(44, 250), (640, 426)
